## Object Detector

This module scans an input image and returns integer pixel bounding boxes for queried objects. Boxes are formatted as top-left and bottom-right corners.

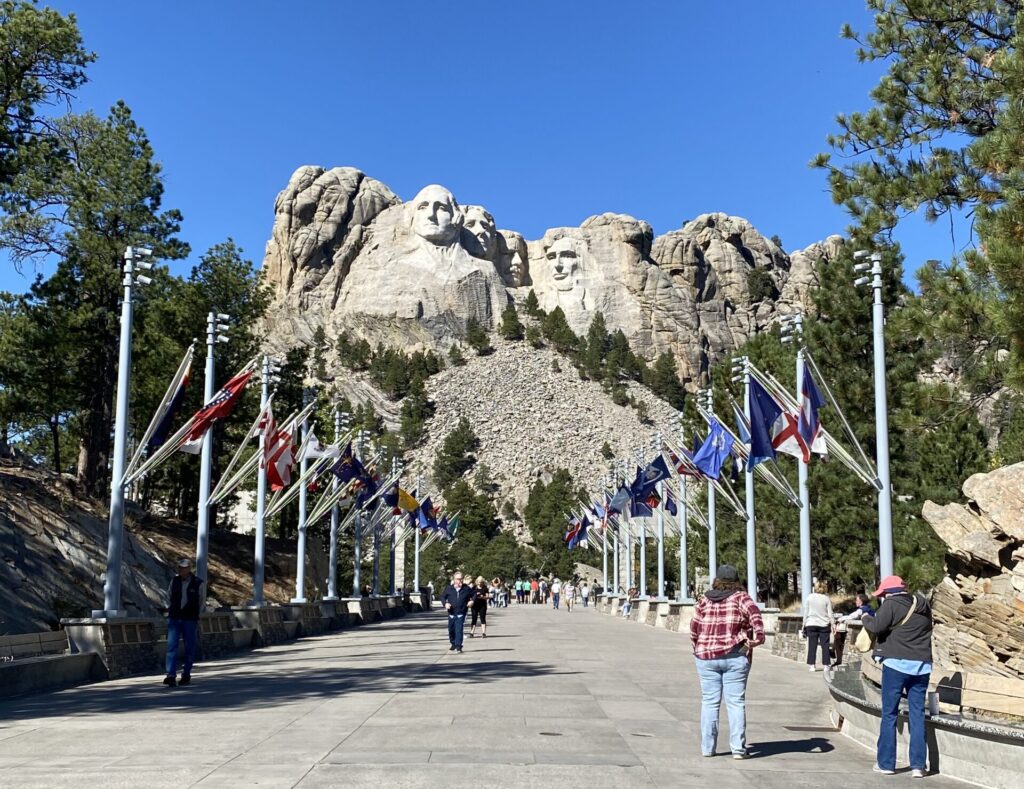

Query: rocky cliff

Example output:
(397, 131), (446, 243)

(261, 165), (837, 386)
(923, 462), (1024, 678)
(0, 463), (324, 635)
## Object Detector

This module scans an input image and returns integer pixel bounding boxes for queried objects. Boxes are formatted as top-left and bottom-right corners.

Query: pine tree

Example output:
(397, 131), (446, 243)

(466, 317), (492, 355)
(498, 302), (524, 341)
(432, 417), (479, 490)
(648, 352), (686, 410)
(524, 289), (542, 317)
(581, 312), (611, 379)
(0, 1), (93, 195)
(311, 325), (328, 380)
(542, 307), (578, 353)
(448, 344), (467, 367)
(0, 103), (188, 493)
(400, 374), (434, 447)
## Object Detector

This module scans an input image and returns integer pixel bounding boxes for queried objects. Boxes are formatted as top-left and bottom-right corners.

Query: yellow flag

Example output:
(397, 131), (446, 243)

(398, 488), (418, 512)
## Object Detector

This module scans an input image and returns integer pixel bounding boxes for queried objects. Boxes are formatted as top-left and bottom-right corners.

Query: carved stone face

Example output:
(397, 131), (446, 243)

(508, 251), (527, 287)
(411, 185), (462, 245)
(463, 206), (497, 259)
(546, 237), (579, 291)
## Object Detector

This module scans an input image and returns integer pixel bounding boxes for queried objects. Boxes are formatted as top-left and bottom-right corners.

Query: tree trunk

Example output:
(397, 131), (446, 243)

(49, 416), (61, 473)
(78, 340), (116, 497)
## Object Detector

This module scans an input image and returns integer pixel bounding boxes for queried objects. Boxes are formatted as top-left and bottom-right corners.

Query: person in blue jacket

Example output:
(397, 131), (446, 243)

(440, 571), (475, 653)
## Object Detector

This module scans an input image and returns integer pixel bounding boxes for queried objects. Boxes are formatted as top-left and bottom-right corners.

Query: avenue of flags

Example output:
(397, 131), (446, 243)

(570, 342), (881, 606)
(119, 347), (455, 594)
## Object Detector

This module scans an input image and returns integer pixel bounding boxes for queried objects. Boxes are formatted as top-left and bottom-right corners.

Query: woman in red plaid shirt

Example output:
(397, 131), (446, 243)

(689, 565), (765, 759)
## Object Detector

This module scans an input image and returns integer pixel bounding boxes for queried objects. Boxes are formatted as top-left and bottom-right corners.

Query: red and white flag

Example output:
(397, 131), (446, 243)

(260, 406), (295, 491)
(179, 369), (254, 453)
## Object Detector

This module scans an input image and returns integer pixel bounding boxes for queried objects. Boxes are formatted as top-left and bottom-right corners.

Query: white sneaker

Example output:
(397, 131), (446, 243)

(809, 666), (818, 672)
(873, 765), (896, 775)
(911, 769), (926, 778)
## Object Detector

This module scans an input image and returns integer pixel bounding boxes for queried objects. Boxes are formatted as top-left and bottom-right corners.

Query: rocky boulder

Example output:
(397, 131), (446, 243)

(923, 462), (1024, 677)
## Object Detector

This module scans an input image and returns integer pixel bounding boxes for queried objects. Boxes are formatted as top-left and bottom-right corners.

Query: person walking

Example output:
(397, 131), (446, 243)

(581, 581), (590, 608)
(833, 592), (874, 667)
(563, 579), (576, 612)
(469, 576), (490, 638)
(803, 581), (834, 672)
(689, 565), (765, 759)
(163, 558), (204, 687)
(862, 575), (933, 779)
(530, 577), (539, 604)
(540, 578), (549, 604)
(551, 578), (562, 610)
(440, 571), (475, 653)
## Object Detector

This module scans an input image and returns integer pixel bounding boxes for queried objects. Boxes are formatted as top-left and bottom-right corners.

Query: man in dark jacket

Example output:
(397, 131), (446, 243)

(163, 558), (204, 687)
(440, 571), (474, 653)
(862, 574), (932, 778)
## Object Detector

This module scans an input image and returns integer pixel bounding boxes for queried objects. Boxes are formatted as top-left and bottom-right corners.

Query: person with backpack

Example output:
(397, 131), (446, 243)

(689, 565), (765, 759)
(862, 575), (933, 779)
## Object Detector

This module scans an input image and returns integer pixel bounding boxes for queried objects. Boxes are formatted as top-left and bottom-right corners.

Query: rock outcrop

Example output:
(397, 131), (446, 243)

(261, 166), (836, 385)
(923, 462), (1024, 678)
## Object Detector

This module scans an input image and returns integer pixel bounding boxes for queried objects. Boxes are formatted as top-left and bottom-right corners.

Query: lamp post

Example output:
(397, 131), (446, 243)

(196, 312), (230, 590)
(97, 246), (154, 617)
(854, 250), (894, 580)
(352, 430), (368, 597)
(731, 355), (758, 603)
(601, 473), (609, 595)
(413, 473), (421, 593)
(390, 458), (399, 596)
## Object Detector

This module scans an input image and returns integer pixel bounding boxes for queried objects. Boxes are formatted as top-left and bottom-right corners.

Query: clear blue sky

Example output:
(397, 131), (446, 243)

(1, 1), (972, 294)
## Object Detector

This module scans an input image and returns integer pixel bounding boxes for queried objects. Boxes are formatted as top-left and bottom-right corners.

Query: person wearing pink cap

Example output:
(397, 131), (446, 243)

(862, 575), (933, 779)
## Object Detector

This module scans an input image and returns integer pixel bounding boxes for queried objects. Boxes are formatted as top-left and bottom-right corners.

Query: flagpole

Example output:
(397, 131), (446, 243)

(326, 408), (345, 601)
(793, 316), (813, 611)
(352, 430), (366, 597)
(414, 474), (421, 594)
(601, 475), (609, 595)
(655, 433), (665, 599)
(97, 245), (153, 617)
(291, 390), (311, 603)
(389, 458), (398, 596)
(702, 388), (717, 584)
(634, 446), (647, 597)
(251, 355), (274, 606)
(735, 356), (758, 603)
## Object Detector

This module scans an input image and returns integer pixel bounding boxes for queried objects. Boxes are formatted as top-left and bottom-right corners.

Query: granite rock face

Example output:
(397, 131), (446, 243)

(261, 166), (834, 384)
(923, 462), (1024, 678)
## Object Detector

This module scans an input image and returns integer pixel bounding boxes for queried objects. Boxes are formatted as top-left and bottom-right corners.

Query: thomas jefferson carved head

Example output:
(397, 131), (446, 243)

(462, 205), (497, 260)
(411, 185), (462, 245)
(545, 237), (579, 291)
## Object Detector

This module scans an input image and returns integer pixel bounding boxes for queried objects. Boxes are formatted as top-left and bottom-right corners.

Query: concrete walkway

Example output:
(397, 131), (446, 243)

(0, 604), (963, 788)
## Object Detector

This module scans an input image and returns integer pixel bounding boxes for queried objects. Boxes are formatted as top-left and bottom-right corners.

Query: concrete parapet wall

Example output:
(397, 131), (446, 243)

(229, 606), (288, 646)
(62, 617), (159, 679)
(0, 652), (106, 699)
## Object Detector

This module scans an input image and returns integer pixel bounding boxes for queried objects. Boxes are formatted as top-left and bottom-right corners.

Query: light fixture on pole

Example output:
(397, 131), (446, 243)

(97, 246), (154, 617)
(854, 249), (894, 580)
(196, 312), (230, 590)
(781, 313), (812, 610)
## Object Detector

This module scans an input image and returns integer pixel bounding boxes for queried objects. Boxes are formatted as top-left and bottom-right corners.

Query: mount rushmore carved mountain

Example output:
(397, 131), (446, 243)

(261, 165), (839, 385)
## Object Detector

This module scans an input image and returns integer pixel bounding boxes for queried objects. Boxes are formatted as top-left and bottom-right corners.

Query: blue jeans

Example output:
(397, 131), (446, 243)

(447, 613), (465, 648)
(553, 593), (560, 609)
(695, 654), (750, 755)
(878, 665), (929, 771)
(166, 618), (198, 676)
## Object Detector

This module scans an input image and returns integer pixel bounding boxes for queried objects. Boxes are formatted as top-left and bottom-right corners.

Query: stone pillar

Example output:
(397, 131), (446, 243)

(62, 617), (160, 679)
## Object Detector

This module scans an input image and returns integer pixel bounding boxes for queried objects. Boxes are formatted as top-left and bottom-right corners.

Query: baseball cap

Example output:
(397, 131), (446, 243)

(872, 574), (905, 597)
(177, 558), (191, 568)
(716, 564), (739, 582)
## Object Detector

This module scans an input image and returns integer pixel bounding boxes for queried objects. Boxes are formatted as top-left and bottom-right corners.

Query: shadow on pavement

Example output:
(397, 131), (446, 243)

(0, 647), (576, 722)
(749, 736), (835, 756)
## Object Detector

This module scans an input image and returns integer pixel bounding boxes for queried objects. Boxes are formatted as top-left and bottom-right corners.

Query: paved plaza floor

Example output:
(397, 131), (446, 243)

(0, 603), (964, 788)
